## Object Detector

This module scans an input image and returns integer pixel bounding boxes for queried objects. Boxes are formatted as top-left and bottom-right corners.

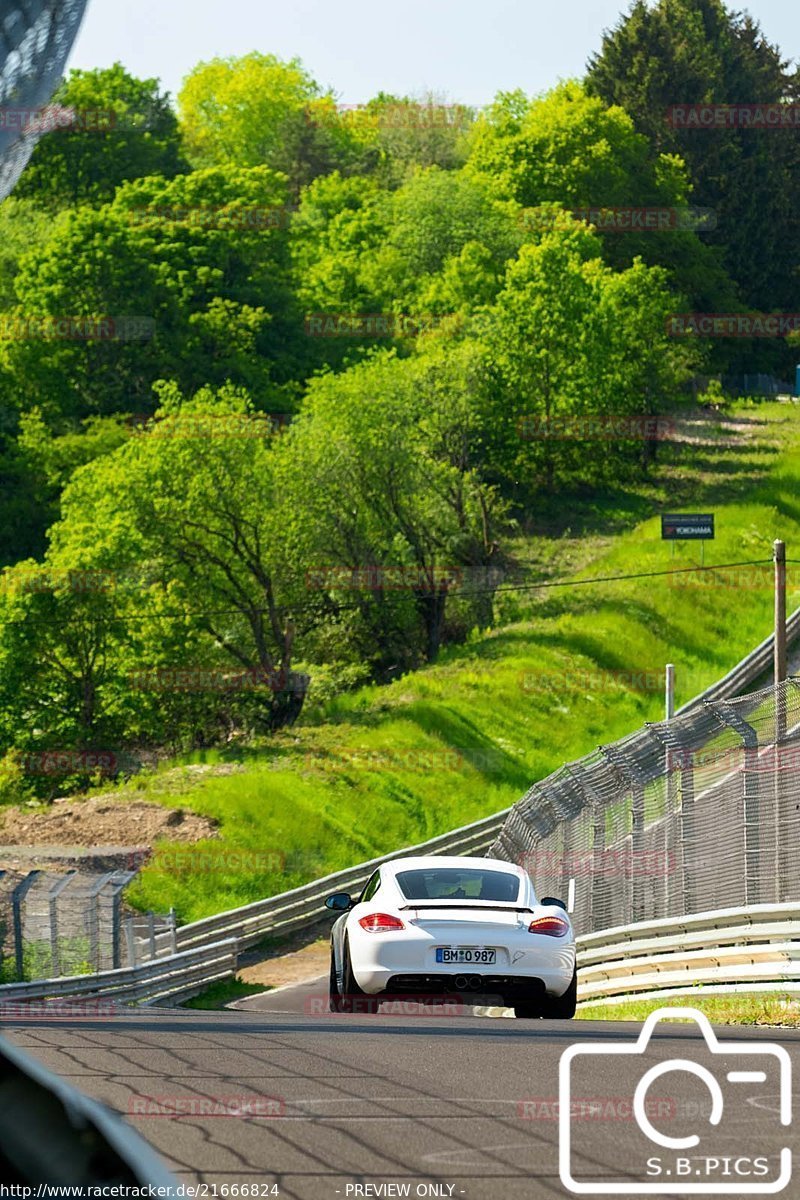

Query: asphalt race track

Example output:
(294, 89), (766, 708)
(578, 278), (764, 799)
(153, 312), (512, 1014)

(3, 976), (799, 1199)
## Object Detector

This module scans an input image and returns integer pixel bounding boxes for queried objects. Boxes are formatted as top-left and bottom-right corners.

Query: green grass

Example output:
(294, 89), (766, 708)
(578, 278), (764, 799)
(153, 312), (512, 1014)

(578, 993), (800, 1027)
(105, 401), (800, 921)
(181, 976), (267, 1009)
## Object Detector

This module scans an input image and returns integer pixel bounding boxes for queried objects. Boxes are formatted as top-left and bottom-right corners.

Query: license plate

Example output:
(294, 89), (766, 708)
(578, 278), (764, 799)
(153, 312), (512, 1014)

(435, 947), (496, 964)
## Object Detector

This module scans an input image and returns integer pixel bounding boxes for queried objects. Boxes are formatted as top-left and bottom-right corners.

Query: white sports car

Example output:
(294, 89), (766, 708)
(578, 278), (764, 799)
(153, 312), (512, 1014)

(325, 855), (577, 1018)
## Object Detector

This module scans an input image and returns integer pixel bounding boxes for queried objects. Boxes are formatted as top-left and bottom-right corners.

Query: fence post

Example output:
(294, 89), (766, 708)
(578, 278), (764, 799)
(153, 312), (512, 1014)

(86, 873), (116, 973)
(600, 745), (646, 924)
(124, 916), (136, 967)
(169, 908), (177, 956)
(48, 871), (77, 977)
(565, 765), (606, 933)
(148, 912), (156, 960)
(111, 886), (122, 970)
(711, 701), (760, 907)
(11, 872), (41, 981)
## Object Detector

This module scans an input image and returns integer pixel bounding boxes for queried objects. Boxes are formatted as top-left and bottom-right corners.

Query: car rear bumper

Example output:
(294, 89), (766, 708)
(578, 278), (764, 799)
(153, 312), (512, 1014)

(354, 961), (574, 997)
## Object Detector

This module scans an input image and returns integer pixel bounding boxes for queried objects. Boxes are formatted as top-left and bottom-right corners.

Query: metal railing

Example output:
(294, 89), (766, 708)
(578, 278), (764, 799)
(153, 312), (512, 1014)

(0, 939), (238, 1008)
(576, 903), (800, 1005)
(489, 676), (800, 936)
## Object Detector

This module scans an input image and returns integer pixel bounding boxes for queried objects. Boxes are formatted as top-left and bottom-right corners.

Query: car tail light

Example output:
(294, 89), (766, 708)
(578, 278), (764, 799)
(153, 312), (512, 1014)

(358, 912), (405, 933)
(528, 915), (570, 937)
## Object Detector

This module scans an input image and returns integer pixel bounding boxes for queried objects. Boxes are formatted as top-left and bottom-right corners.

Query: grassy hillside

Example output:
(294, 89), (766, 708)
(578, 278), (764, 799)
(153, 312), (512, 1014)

(110, 401), (800, 921)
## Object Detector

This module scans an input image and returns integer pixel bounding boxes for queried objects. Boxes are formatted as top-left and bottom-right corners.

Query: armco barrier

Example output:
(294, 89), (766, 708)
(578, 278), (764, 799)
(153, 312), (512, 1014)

(174, 806), (510, 952)
(0, 939), (237, 1006)
(577, 903), (800, 1006)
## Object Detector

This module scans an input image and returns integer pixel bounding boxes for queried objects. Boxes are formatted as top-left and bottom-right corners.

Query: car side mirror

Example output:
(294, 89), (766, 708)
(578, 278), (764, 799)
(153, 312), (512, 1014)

(540, 896), (567, 911)
(325, 892), (353, 912)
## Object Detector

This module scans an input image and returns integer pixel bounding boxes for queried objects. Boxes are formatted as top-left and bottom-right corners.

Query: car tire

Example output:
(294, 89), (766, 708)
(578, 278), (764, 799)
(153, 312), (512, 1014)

(340, 938), (372, 1013)
(539, 967), (578, 1019)
(329, 946), (345, 1013)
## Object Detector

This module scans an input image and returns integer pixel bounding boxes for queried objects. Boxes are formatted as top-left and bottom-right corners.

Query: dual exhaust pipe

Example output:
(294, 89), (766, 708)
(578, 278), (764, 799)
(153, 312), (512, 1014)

(454, 974), (484, 991)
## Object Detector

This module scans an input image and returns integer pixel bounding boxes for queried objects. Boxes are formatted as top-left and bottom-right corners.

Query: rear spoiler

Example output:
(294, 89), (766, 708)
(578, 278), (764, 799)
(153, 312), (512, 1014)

(399, 903), (534, 913)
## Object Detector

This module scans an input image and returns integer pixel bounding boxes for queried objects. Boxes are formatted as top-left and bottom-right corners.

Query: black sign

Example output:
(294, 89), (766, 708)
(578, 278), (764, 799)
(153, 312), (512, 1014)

(661, 513), (715, 540)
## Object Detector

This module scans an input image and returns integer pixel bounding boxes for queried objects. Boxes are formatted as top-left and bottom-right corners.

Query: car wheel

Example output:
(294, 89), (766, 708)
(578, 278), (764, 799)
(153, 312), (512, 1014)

(329, 946), (345, 1013)
(539, 967), (578, 1019)
(340, 938), (370, 1013)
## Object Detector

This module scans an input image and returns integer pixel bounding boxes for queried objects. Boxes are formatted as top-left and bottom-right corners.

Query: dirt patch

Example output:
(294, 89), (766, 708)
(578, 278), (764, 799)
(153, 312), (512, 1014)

(0, 794), (218, 857)
(238, 938), (330, 989)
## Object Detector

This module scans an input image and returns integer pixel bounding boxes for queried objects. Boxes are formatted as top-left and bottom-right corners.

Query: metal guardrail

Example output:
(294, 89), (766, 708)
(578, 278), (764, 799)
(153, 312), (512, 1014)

(576, 904), (800, 1006)
(174, 807), (510, 953)
(0, 939), (237, 1007)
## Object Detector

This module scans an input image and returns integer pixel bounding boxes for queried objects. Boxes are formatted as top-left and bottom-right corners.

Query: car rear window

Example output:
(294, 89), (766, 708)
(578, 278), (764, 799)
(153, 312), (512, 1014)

(395, 867), (520, 903)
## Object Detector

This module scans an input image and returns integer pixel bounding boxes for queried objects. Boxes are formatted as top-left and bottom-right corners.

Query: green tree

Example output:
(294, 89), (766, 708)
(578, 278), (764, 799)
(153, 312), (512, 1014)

(1, 165), (302, 422)
(274, 348), (506, 669)
(15, 63), (187, 208)
(49, 383), (305, 732)
(178, 53), (373, 194)
(585, 0), (800, 315)
(467, 79), (737, 314)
